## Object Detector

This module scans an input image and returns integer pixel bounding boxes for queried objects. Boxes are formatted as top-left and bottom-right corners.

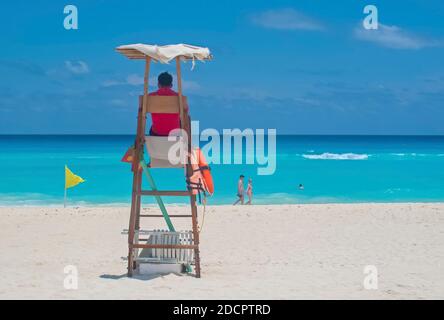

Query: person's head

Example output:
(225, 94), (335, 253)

(240, 175), (245, 180)
(248, 178), (252, 183)
(158, 72), (173, 88)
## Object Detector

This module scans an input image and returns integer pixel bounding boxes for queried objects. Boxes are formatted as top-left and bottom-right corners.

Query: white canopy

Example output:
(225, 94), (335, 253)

(116, 43), (211, 63)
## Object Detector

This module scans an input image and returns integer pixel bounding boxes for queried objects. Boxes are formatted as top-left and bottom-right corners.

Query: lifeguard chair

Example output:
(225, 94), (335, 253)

(116, 44), (213, 278)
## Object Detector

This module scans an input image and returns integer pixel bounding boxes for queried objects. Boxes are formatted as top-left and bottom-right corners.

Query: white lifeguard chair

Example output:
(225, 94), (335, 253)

(117, 44), (212, 278)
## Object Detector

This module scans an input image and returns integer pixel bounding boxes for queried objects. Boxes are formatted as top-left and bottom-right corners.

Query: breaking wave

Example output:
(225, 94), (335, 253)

(302, 153), (369, 160)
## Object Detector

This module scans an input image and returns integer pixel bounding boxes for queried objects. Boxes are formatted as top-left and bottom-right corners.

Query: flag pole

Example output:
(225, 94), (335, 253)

(64, 164), (66, 208)
(64, 187), (67, 208)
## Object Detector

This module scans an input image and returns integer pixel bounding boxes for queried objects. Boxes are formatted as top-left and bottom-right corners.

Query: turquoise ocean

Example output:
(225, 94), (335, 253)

(1, 135), (443, 206)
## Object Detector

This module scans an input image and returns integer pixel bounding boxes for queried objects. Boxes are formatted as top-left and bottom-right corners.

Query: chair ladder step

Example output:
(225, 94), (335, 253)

(132, 243), (197, 249)
(139, 190), (191, 196)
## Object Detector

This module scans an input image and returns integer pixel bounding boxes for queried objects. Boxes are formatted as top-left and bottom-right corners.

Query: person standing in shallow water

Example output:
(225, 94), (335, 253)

(246, 178), (253, 205)
(233, 175), (245, 205)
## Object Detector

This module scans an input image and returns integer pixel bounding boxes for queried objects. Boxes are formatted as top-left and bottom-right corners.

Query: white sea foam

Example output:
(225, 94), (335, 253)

(302, 153), (369, 160)
(390, 153), (441, 157)
(75, 156), (103, 159)
(0, 193), (61, 207)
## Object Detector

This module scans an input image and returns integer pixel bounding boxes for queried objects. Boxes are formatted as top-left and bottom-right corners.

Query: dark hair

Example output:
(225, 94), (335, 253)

(240, 175), (245, 178)
(158, 72), (173, 87)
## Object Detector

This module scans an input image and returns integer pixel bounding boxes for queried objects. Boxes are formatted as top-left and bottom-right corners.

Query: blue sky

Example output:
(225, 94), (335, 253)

(0, 0), (443, 134)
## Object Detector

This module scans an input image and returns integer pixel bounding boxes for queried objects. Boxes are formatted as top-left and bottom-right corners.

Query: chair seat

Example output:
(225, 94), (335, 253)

(145, 135), (186, 168)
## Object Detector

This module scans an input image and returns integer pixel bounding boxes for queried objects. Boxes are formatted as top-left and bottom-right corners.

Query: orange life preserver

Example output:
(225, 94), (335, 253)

(189, 148), (214, 196)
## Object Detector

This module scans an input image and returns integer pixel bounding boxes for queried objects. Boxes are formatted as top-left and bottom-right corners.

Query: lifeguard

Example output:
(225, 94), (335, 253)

(149, 72), (189, 136)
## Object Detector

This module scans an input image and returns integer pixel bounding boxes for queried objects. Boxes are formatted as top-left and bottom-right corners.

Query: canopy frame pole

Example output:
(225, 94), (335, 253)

(136, 57), (151, 230)
(176, 57), (185, 128)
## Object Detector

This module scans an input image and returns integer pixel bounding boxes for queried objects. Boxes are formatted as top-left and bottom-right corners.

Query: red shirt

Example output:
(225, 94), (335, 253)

(149, 87), (181, 136)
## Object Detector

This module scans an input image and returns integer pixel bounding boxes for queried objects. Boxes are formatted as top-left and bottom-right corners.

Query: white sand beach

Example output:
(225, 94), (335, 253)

(0, 203), (443, 299)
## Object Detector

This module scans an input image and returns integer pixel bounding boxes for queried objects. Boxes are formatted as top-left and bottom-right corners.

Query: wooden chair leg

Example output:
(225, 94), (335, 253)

(127, 166), (141, 277)
(127, 57), (148, 277)
(190, 194), (201, 278)
(133, 169), (143, 273)
(135, 169), (142, 230)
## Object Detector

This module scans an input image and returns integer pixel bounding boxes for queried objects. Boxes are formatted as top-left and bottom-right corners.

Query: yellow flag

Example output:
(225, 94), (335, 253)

(65, 165), (85, 189)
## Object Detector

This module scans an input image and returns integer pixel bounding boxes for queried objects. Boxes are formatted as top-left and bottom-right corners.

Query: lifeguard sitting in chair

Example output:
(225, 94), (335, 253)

(121, 71), (191, 168)
(149, 72), (189, 136)
(117, 43), (213, 277)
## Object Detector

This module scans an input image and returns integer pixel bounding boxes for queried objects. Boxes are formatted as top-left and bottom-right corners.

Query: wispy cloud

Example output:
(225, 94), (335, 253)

(354, 23), (442, 49)
(65, 61), (90, 74)
(102, 74), (201, 91)
(250, 8), (324, 31)
(0, 60), (46, 76)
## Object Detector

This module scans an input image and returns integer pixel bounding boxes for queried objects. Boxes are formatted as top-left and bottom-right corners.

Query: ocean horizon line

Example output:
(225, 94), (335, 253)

(1, 133), (444, 137)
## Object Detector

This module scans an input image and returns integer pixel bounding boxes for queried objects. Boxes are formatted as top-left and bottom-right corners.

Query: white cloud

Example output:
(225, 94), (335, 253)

(109, 99), (128, 107)
(101, 79), (122, 87)
(126, 74), (144, 86)
(101, 74), (146, 87)
(250, 8), (324, 31)
(354, 23), (441, 49)
(182, 80), (201, 91)
(65, 60), (90, 74)
(171, 75), (201, 92)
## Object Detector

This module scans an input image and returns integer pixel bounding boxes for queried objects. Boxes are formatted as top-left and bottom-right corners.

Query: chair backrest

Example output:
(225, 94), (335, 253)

(140, 95), (187, 114)
(141, 95), (190, 169)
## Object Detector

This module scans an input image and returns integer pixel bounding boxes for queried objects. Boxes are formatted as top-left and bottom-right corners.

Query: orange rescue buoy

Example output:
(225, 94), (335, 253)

(189, 148), (214, 196)
(196, 148), (214, 196)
